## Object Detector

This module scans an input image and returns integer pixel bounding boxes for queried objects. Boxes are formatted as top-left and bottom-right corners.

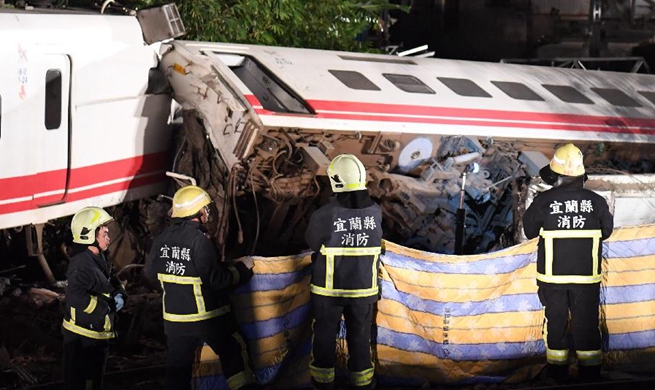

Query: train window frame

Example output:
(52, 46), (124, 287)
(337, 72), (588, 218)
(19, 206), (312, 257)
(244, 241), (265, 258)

(45, 69), (62, 130)
(590, 88), (641, 107)
(206, 51), (314, 115)
(383, 73), (435, 94)
(328, 70), (381, 91)
(542, 84), (594, 104)
(437, 77), (491, 98)
(638, 91), (655, 106)
(491, 81), (544, 101)
(339, 55), (417, 65)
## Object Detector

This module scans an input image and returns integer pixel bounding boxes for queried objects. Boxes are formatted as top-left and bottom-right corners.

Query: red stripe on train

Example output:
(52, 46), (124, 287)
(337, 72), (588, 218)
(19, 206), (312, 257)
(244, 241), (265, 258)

(0, 152), (168, 214)
(254, 107), (655, 135)
(244, 95), (655, 131)
(306, 99), (655, 129)
(0, 172), (165, 216)
(309, 112), (655, 135)
(68, 152), (169, 189)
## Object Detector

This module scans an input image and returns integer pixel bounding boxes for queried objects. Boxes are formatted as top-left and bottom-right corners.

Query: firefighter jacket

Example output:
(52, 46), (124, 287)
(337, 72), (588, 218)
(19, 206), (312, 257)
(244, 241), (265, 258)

(523, 178), (614, 287)
(145, 218), (252, 335)
(305, 191), (383, 305)
(62, 249), (125, 340)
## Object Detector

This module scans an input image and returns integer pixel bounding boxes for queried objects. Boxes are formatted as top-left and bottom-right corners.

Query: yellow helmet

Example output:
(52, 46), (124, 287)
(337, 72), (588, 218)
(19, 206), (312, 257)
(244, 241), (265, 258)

(171, 185), (211, 218)
(71, 207), (113, 245)
(549, 143), (585, 176)
(327, 154), (367, 193)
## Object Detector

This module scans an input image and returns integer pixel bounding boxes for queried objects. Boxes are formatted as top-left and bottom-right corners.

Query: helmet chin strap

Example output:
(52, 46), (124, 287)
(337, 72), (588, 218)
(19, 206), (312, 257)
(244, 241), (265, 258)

(88, 243), (101, 255)
(553, 176), (564, 187)
(184, 210), (204, 223)
(88, 227), (108, 255)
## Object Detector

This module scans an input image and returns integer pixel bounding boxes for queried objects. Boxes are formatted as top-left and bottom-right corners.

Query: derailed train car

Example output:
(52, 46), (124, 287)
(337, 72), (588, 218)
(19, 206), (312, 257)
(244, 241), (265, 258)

(160, 41), (655, 255)
(0, 5), (186, 275)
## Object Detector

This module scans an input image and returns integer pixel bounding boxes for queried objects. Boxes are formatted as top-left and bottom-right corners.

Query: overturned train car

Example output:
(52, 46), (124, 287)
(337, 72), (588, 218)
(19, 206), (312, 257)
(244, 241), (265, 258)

(160, 41), (655, 255)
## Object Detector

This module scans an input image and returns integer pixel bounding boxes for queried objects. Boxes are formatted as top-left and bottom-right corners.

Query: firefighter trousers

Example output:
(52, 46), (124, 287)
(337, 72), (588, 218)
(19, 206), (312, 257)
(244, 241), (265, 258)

(310, 296), (375, 387)
(165, 312), (256, 390)
(538, 284), (602, 366)
(62, 334), (109, 390)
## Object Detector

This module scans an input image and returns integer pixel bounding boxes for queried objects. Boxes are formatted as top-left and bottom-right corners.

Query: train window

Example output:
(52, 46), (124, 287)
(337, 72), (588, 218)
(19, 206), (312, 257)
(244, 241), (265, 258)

(542, 84), (594, 104)
(437, 77), (491, 98)
(209, 52), (313, 114)
(328, 70), (380, 91)
(591, 88), (641, 107)
(491, 81), (544, 101)
(383, 74), (435, 94)
(45, 69), (62, 130)
(638, 91), (655, 105)
(339, 55), (417, 65)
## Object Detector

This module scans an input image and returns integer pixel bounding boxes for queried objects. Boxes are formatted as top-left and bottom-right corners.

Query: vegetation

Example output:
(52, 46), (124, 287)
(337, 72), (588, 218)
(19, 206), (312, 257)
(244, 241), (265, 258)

(135, 0), (409, 51)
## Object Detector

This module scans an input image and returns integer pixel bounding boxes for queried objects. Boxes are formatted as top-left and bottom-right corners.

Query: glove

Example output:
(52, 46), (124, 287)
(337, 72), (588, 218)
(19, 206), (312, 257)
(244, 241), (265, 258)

(239, 257), (255, 270)
(233, 261), (253, 285)
(113, 295), (125, 312)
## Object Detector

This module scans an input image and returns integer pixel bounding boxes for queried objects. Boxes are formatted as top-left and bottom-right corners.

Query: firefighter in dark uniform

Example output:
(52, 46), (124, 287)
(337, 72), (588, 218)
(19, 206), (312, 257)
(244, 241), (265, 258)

(305, 154), (383, 390)
(145, 185), (259, 390)
(523, 143), (614, 382)
(62, 206), (126, 390)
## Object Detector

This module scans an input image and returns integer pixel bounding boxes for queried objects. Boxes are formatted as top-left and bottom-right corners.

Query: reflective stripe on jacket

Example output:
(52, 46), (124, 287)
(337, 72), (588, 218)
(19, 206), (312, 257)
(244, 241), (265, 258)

(523, 179), (614, 286)
(305, 196), (383, 302)
(157, 274), (231, 322)
(145, 219), (250, 332)
(62, 249), (122, 340)
(537, 228), (602, 284)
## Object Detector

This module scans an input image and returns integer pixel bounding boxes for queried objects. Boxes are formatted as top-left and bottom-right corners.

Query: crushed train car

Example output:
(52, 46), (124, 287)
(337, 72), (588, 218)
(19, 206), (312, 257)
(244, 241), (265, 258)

(160, 40), (655, 257)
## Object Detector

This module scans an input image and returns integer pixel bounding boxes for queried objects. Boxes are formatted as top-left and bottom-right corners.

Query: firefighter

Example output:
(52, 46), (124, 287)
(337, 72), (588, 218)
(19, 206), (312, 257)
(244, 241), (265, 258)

(305, 154), (383, 390)
(62, 206), (126, 390)
(523, 143), (614, 382)
(145, 185), (258, 390)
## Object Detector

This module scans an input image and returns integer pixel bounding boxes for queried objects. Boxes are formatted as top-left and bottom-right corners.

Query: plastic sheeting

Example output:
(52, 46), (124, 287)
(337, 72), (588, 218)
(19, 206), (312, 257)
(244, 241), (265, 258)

(194, 225), (655, 389)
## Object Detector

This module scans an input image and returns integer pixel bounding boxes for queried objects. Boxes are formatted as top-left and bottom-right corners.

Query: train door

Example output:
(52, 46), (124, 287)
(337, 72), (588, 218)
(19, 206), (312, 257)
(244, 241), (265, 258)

(35, 54), (70, 206)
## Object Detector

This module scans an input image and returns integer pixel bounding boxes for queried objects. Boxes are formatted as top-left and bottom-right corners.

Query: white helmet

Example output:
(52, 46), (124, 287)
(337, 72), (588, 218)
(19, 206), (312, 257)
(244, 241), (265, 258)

(327, 154), (367, 193)
(71, 207), (113, 245)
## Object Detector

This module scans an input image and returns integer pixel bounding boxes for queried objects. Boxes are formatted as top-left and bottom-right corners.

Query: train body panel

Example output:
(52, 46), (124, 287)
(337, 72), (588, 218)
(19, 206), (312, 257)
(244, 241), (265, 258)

(0, 10), (174, 230)
(162, 40), (655, 254)
(164, 41), (655, 170)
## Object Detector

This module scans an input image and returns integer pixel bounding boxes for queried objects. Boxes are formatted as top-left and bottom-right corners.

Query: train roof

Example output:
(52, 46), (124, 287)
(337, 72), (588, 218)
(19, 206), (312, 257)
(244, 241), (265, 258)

(0, 6), (97, 15)
(170, 40), (655, 143)
(0, 8), (148, 50)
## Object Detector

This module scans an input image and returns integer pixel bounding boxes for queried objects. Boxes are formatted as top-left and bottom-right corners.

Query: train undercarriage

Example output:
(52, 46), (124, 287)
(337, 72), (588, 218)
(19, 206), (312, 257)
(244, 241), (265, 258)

(170, 109), (655, 257)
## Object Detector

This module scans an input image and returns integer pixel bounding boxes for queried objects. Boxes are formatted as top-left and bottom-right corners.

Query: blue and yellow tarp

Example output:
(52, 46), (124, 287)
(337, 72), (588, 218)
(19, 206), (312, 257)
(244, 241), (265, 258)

(195, 225), (655, 389)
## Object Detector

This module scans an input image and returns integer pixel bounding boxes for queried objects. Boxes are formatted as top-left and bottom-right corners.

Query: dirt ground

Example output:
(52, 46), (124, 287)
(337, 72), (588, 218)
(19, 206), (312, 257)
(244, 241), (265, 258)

(0, 279), (167, 390)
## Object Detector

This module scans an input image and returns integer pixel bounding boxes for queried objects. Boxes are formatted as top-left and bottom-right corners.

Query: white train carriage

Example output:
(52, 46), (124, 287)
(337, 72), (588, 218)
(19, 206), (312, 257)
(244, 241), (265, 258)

(161, 41), (655, 255)
(0, 7), (178, 234)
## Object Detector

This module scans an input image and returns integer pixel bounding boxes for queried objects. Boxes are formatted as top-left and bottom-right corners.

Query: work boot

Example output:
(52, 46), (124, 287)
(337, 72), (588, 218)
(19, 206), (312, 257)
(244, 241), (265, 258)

(311, 378), (335, 390)
(545, 363), (569, 384)
(578, 365), (601, 382)
(239, 384), (262, 390)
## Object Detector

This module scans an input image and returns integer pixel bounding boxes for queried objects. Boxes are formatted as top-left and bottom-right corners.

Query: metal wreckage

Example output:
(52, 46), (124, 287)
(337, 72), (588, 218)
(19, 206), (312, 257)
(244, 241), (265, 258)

(3, 2), (655, 388)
